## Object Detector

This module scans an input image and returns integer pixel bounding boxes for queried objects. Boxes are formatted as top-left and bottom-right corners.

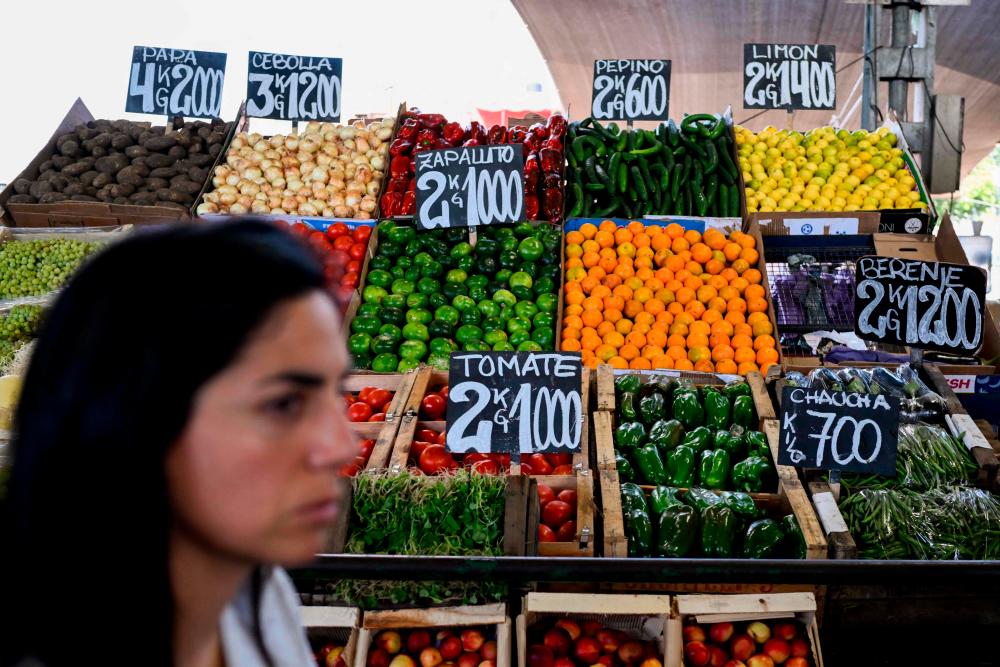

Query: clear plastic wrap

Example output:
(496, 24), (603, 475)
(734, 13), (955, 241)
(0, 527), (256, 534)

(803, 363), (947, 423)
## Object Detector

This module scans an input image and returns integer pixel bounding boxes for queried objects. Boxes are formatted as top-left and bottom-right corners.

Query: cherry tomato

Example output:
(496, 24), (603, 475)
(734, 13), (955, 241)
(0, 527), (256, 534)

(418, 445), (456, 475)
(552, 464), (575, 475)
(548, 453), (573, 467)
(471, 459), (500, 475)
(341, 272), (360, 289)
(557, 489), (578, 506)
(519, 462), (536, 476)
(333, 235), (354, 252)
(347, 402), (372, 422)
(327, 222), (349, 239)
(357, 387), (374, 401)
(420, 394), (447, 420)
(353, 225), (372, 243)
(538, 525), (557, 542)
(556, 520), (577, 542)
(525, 453), (553, 475)
(346, 259), (362, 274)
(417, 428), (440, 443)
(537, 483), (556, 507)
(368, 413), (386, 422)
(364, 389), (393, 411)
(542, 500), (573, 529)
(349, 243), (367, 261)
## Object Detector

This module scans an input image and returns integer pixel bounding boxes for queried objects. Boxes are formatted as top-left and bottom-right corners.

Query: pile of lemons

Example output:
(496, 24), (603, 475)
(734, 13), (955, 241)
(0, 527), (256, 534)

(735, 125), (926, 213)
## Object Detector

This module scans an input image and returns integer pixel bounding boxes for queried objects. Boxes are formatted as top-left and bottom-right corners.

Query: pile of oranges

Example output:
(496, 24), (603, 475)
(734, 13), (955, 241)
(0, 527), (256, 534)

(560, 220), (779, 375)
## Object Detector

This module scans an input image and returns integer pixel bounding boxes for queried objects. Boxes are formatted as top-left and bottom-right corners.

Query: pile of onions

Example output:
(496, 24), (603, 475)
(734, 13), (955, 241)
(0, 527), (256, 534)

(196, 117), (394, 218)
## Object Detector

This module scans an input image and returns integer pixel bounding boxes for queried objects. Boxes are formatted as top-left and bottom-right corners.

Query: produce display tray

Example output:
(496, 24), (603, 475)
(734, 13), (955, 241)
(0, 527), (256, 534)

(300, 605), (361, 667)
(345, 370), (422, 472)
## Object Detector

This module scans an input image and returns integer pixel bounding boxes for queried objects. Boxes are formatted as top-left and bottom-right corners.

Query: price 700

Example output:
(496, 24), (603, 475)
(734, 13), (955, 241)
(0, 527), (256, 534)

(784, 410), (882, 468)
(418, 167), (521, 228)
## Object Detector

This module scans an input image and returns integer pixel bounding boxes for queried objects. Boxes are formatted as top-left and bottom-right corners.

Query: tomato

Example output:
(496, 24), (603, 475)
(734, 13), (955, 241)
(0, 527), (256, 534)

(341, 272), (360, 289)
(525, 454), (553, 475)
(327, 222), (350, 239)
(357, 387), (374, 401)
(472, 459), (500, 475)
(496, 454), (511, 468)
(353, 225), (372, 243)
(344, 393), (356, 406)
(292, 222), (312, 236)
(410, 441), (434, 460)
(346, 259), (363, 274)
(437, 430), (447, 446)
(364, 389), (393, 411)
(542, 500), (573, 529)
(537, 483), (556, 507)
(333, 235), (354, 252)
(464, 453), (490, 464)
(330, 249), (350, 267)
(359, 439), (376, 460)
(347, 402), (372, 422)
(417, 428), (441, 444)
(419, 445), (455, 475)
(557, 489), (578, 506)
(310, 231), (329, 247)
(368, 413), (386, 422)
(519, 462), (536, 476)
(556, 520), (577, 542)
(538, 525), (557, 542)
(552, 464), (575, 475)
(548, 453), (573, 467)
(420, 394), (447, 420)
(437, 385), (449, 400)
(339, 463), (360, 477)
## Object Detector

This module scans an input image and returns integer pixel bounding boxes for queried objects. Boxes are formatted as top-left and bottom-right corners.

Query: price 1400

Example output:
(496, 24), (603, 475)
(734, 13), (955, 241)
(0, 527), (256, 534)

(418, 167), (522, 228)
(448, 381), (581, 454)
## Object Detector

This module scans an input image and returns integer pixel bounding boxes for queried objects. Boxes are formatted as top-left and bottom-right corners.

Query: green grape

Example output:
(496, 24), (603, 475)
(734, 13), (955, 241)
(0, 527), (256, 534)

(0, 239), (101, 299)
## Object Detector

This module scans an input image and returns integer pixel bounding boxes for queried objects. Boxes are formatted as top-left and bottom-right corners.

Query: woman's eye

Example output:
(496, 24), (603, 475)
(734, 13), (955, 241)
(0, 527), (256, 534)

(263, 393), (305, 417)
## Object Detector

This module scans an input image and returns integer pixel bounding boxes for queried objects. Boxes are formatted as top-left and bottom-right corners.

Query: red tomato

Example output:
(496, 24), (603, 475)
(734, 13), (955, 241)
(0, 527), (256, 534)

(556, 520), (577, 542)
(359, 439), (376, 460)
(357, 387), (374, 401)
(537, 484), (556, 507)
(346, 259), (362, 274)
(292, 222), (312, 236)
(519, 462), (536, 476)
(347, 402), (372, 422)
(438, 385), (449, 400)
(341, 272), (360, 289)
(339, 463), (360, 478)
(542, 500), (573, 529)
(353, 225), (372, 243)
(333, 235), (354, 252)
(420, 394), (447, 420)
(437, 430), (447, 446)
(471, 459), (500, 475)
(552, 465), (575, 475)
(310, 231), (328, 246)
(557, 489), (578, 506)
(538, 525), (557, 542)
(327, 222), (349, 239)
(330, 249), (350, 266)
(410, 441), (434, 460)
(525, 454), (553, 475)
(418, 445), (455, 475)
(364, 389), (393, 411)
(344, 393), (356, 406)
(349, 243), (367, 261)
(496, 454), (511, 467)
(417, 428), (441, 443)
(547, 453), (573, 467)
(368, 413), (386, 422)
(464, 453), (490, 464)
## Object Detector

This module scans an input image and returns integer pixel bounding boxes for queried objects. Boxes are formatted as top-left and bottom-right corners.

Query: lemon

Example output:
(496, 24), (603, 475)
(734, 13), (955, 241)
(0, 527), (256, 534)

(832, 197), (847, 208)
(908, 191), (922, 202)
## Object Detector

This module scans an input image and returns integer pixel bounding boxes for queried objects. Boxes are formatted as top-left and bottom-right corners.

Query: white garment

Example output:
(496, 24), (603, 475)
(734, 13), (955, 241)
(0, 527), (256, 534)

(220, 567), (314, 667)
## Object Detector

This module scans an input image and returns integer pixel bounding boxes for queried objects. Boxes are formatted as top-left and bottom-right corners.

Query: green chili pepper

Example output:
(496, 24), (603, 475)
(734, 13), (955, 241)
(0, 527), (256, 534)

(656, 504), (699, 557)
(619, 392), (639, 421)
(639, 392), (667, 425)
(681, 426), (713, 453)
(732, 455), (772, 493)
(781, 514), (807, 559)
(684, 487), (721, 512)
(615, 452), (636, 483)
(648, 419), (684, 451)
(732, 395), (754, 429)
(620, 483), (648, 515)
(743, 518), (785, 559)
(635, 444), (669, 486)
(615, 421), (646, 451)
(649, 485), (683, 514)
(625, 507), (653, 557)
(721, 491), (759, 519)
(665, 445), (697, 487)
(705, 391), (731, 430)
(698, 449), (731, 490)
(701, 504), (737, 557)
(672, 390), (704, 429)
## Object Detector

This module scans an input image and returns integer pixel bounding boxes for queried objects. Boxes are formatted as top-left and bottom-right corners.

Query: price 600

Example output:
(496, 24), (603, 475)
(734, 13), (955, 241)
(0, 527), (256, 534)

(593, 73), (667, 119)
(807, 411), (882, 467)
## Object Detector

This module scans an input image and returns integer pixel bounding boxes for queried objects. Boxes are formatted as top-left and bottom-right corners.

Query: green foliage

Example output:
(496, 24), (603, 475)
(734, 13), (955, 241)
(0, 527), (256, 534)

(934, 145), (1000, 222)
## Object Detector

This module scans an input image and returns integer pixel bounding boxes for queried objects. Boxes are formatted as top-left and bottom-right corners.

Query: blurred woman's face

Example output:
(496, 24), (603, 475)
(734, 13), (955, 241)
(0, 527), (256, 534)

(166, 290), (356, 566)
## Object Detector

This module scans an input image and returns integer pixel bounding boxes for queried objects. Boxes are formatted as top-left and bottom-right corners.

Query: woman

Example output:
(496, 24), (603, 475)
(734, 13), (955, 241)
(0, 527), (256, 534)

(1, 221), (358, 666)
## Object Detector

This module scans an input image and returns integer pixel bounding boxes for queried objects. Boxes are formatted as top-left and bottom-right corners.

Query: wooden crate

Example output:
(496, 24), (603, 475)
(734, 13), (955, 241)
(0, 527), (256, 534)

(533, 470), (596, 557)
(355, 604), (511, 667)
(345, 371), (421, 471)
(806, 480), (857, 560)
(671, 593), (824, 667)
(389, 367), (448, 472)
(301, 605), (361, 667)
(516, 592), (674, 667)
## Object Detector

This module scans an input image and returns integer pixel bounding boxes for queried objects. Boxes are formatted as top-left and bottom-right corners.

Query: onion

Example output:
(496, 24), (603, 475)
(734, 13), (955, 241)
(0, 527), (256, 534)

(305, 122), (321, 135)
(321, 143), (339, 157)
(300, 202), (319, 216)
(329, 178), (346, 192)
(300, 161), (317, 176)
(251, 201), (270, 214)
(356, 137), (371, 153)
(316, 153), (333, 167)
(242, 167), (263, 180)
(220, 192), (238, 206)
(355, 165), (373, 183)
(346, 181), (365, 196)
(366, 181), (381, 196)
(300, 139), (318, 153)
(212, 177), (225, 188)
(229, 202), (249, 215)
(313, 186), (330, 201)
(287, 179), (304, 193)
(330, 167), (346, 182)
(281, 156), (300, 169)
(248, 133), (263, 145)
(271, 177), (286, 190)
(284, 136), (299, 151)
(345, 164), (357, 180)
(322, 207), (335, 217)
(370, 156), (386, 171)
(330, 194), (346, 207)
(267, 196), (282, 209)
(231, 136), (246, 150)
(196, 202), (218, 214)
(270, 208), (285, 214)
(310, 167), (329, 183)
(239, 181), (260, 197)
(376, 127), (393, 141)
(281, 196), (298, 210)
(345, 193), (362, 209)
(264, 166), (282, 182)
(253, 140), (268, 153)
(338, 127), (356, 140)
(204, 192), (220, 204)
(226, 174), (241, 187)
(355, 211), (372, 220)
(360, 195), (377, 213)
(264, 149), (281, 161)
(269, 135), (284, 149)
(334, 205), (351, 217)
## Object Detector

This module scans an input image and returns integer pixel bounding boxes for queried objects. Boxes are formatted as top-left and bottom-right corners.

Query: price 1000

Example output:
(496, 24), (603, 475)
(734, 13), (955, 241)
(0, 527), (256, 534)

(785, 410), (882, 468)
(418, 167), (522, 228)
(448, 382), (581, 453)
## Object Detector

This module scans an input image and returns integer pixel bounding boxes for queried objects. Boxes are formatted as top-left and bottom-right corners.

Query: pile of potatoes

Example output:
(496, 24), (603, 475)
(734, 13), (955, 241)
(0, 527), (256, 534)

(8, 118), (233, 209)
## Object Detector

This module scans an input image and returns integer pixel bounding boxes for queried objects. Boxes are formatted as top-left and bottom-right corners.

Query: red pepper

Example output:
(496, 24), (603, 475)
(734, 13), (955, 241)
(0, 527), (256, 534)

(524, 154), (540, 191)
(442, 122), (466, 146)
(390, 155), (410, 178)
(398, 118), (420, 141)
(524, 194), (539, 220)
(434, 137), (452, 150)
(508, 126), (528, 143)
(417, 113), (447, 129)
(462, 138), (480, 147)
(401, 190), (416, 215)
(543, 187), (563, 222)
(543, 173), (561, 190)
(546, 114), (567, 137)
(543, 137), (563, 151)
(529, 123), (550, 141)
(387, 176), (408, 193)
(389, 138), (413, 157)
(380, 192), (402, 217)
(539, 147), (563, 175)
(468, 121), (487, 144)
(406, 178), (416, 192)
(524, 135), (542, 153)
(487, 125), (507, 145)
(416, 128), (438, 148)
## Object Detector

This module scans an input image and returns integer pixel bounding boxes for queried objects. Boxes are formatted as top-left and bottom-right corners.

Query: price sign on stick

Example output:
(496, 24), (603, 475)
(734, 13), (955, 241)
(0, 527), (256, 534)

(446, 352), (583, 455)
(854, 256), (987, 355)
(246, 51), (342, 122)
(414, 146), (525, 229)
(126, 46), (227, 118)
(592, 59), (671, 121)
(778, 386), (899, 476)
(743, 43), (835, 110)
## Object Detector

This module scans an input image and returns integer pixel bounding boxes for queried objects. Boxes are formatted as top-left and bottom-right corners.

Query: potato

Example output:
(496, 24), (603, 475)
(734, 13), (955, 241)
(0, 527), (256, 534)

(7, 194), (36, 205)
(51, 155), (73, 170)
(188, 142), (204, 155)
(92, 172), (112, 189)
(155, 201), (189, 210)
(197, 126), (212, 140)
(144, 153), (176, 169)
(13, 179), (31, 194)
(188, 166), (209, 184)
(48, 175), (69, 192)
(62, 161), (94, 177)
(171, 179), (203, 196)
(28, 181), (54, 198)
(174, 131), (193, 148)
(38, 192), (69, 204)
(188, 153), (213, 168)
(149, 167), (177, 180)
(173, 159), (192, 173)
(156, 188), (190, 204)
(207, 131), (227, 147)
(115, 166), (146, 186)
(76, 127), (98, 142)
(59, 139), (80, 157)
(113, 197), (130, 205)
(208, 144), (222, 157)
(87, 132), (112, 150)
(111, 133), (133, 151)
(167, 145), (187, 159)
(128, 191), (158, 205)
(56, 132), (77, 148)
(90, 146), (108, 158)
(96, 185), (113, 201)
(63, 183), (86, 196)
(125, 145), (148, 159)
(95, 154), (129, 175)
(144, 135), (177, 152)
(109, 183), (136, 198)
(38, 160), (53, 174)
(128, 124), (145, 141)
(69, 194), (99, 202)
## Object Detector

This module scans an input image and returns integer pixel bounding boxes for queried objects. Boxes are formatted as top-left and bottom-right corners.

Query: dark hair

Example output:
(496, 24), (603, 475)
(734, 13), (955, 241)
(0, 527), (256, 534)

(0, 220), (326, 666)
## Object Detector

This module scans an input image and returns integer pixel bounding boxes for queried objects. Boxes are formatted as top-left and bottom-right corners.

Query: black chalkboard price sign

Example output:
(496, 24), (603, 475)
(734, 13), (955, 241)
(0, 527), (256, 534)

(854, 256), (987, 355)
(743, 43), (836, 110)
(246, 51), (342, 122)
(445, 352), (583, 455)
(126, 46), (227, 118)
(778, 386), (899, 476)
(414, 145), (525, 229)
(592, 59), (671, 121)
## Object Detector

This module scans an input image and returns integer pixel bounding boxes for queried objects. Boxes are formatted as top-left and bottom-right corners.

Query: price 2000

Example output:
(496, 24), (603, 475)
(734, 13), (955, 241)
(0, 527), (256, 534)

(448, 382), (581, 454)
(786, 411), (882, 468)
(592, 73), (668, 120)
(856, 281), (983, 351)
(247, 72), (341, 121)
(418, 167), (522, 228)
(129, 63), (224, 117)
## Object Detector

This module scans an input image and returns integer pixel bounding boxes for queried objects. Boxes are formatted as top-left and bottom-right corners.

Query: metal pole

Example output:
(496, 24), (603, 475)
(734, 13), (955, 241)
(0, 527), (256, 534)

(888, 2), (911, 121)
(861, 2), (879, 130)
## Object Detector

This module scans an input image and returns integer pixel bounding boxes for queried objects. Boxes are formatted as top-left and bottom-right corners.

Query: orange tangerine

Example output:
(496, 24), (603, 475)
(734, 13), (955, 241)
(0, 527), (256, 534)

(603, 274), (623, 289)
(736, 233), (756, 249)
(759, 362), (775, 376)
(591, 284), (612, 299)
(633, 323), (652, 336)
(566, 304), (584, 317)
(597, 321), (617, 338)
(589, 266), (608, 281)
(629, 357), (653, 370)
(734, 347), (757, 364)
(565, 264), (585, 279)
(603, 295), (625, 311)
(582, 296), (602, 311)
(645, 329), (667, 348)
(709, 333), (731, 349)
(651, 354), (675, 369)
(646, 224), (663, 236)
(561, 339), (582, 352)
(626, 331), (647, 348)
(599, 220), (618, 233)
(655, 312), (674, 328)
(666, 223), (685, 238)
(566, 230), (585, 245)
(635, 267), (655, 282)
(666, 279), (684, 293)
(684, 229), (702, 245)
(754, 335), (777, 351)
(693, 359), (714, 373)
(667, 333), (687, 348)
(608, 356), (629, 369)
(644, 299), (666, 316)
(757, 347), (779, 366)
(665, 255), (685, 272)
(732, 259), (751, 275)
(563, 314), (583, 330)
(708, 297), (729, 313)
(675, 359), (695, 371)
(737, 361), (759, 375)
(745, 284), (765, 301)
(634, 312), (655, 326)
(615, 319), (634, 336)
(651, 234), (671, 251)
(691, 243), (712, 264)
(689, 320), (711, 336)
(633, 233), (651, 249)
(579, 223), (598, 239)
(635, 256), (654, 270)
(633, 287), (653, 304)
(581, 336), (602, 352)
(747, 311), (769, 325)
(598, 257), (618, 273)
(704, 259), (725, 275)
(566, 290), (585, 306)
(676, 287), (695, 305)
(702, 309), (723, 325)
(747, 298), (768, 314)
(582, 310), (603, 328)
(730, 277), (749, 293)
(705, 232), (727, 251)
(727, 298), (747, 314)
(715, 359), (738, 374)
(712, 345), (735, 363)
(566, 244), (583, 259)
(674, 312), (695, 327)
(725, 311), (746, 326)
(604, 308), (623, 324)
(644, 278), (665, 293)
(743, 268), (763, 285)
(688, 346), (711, 363)
(582, 251), (600, 268)
(711, 320), (735, 336)
(603, 330), (626, 348)
(667, 301), (684, 316)
(627, 221), (645, 235)
(618, 242), (637, 259)
(595, 230), (615, 248)
(619, 343), (640, 361)
(668, 322), (690, 338)
(720, 268), (739, 282)
(614, 264), (635, 279)
(734, 323), (753, 338)
(582, 239), (600, 254)
(732, 333), (753, 349)
(685, 261), (704, 276)
(613, 284), (634, 301)
(654, 289), (676, 305)
(563, 326), (581, 341)
(752, 320), (774, 337)
(671, 238), (690, 253)
(687, 333), (709, 349)
(614, 228), (633, 245)
(642, 344), (664, 360)
(684, 276), (703, 291)
(696, 285), (718, 303)
(740, 248), (760, 265)
(685, 301), (707, 319)
(723, 242), (742, 262)
(625, 276), (644, 291)
(624, 300), (644, 319)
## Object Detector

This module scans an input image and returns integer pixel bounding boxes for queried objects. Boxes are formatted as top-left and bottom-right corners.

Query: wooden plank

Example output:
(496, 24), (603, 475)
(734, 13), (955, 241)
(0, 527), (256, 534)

(781, 477), (828, 560)
(596, 363), (616, 411)
(764, 419), (800, 482)
(388, 367), (433, 471)
(361, 603), (509, 629)
(599, 468), (627, 558)
(593, 411), (616, 470)
(365, 370), (421, 470)
(746, 370), (775, 420)
(808, 480), (857, 560)
(301, 605), (360, 627)
(504, 475), (530, 557)
(322, 479), (353, 554)
(536, 472), (595, 557)
(675, 592), (816, 615)
(525, 592), (672, 614)
(526, 478), (539, 556)
(923, 364), (965, 414)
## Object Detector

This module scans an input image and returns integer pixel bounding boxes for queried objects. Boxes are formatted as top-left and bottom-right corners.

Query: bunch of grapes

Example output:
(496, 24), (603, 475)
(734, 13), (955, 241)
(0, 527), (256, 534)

(0, 239), (99, 299)
(0, 305), (43, 343)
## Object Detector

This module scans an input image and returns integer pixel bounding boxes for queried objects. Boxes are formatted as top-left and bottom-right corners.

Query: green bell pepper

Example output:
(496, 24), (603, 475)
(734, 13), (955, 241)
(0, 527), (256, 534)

(614, 421), (646, 452)
(648, 419), (683, 450)
(723, 382), (751, 400)
(639, 392), (667, 425)
(698, 449), (730, 490)
(371, 353), (399, 373)
(625, 508), (653, 557)
(713, 430), (745, 459)
(635, 445), (669, 485)
(732, 395), (754, 429)
(615, 453), (636, 483)
(743, 518), (785, 559)
(744, 431), (770, 459)
(782, 514), (807, 560)
(680, 426), (713, 453)
(720, 491), (759, 519)
(619, 392), (639, 421)
(684, 487), (722, 512)
(701, 504), (737, 558)
(705, 391), (731, 430)
(620, 483), (648, 515)
(616, 374), (642, 395)
(649, 486), (683, 514)
(656, 505), (700, 557)
(665, 445), (696, 487)
(732, 456), (772, 493)
(672, 391), (704, 429)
